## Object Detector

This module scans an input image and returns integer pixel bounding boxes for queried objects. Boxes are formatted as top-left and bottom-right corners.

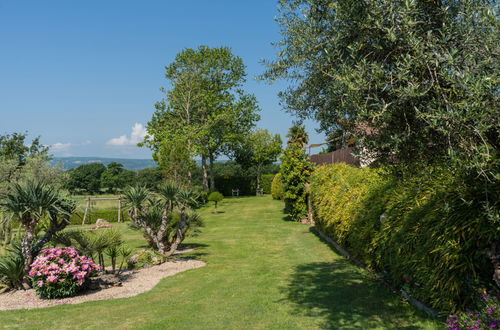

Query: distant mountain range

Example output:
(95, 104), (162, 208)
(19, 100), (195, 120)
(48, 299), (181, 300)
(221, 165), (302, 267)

(51, 157), (157, 171)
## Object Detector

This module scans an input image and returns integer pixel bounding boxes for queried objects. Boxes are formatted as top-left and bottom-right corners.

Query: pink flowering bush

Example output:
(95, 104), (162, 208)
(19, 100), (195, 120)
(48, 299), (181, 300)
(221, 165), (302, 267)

(29, 247), (100, 299)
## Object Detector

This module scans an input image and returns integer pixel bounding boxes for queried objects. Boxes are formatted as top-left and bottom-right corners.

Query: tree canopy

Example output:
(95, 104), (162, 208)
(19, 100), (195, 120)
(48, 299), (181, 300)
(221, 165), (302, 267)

(263, 0), (499, 180)
(143, 46), (260, 189)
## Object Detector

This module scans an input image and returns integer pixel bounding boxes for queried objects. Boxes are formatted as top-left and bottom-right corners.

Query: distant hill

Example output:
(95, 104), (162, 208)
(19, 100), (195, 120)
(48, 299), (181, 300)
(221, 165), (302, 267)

(51, 157), (157, 171)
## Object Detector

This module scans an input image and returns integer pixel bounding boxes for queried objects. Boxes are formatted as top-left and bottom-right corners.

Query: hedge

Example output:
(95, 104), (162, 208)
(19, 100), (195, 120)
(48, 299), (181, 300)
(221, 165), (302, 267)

(214, 175), (275, 196)
(310, 163), (497, 312)
(69, 209), (129, 225)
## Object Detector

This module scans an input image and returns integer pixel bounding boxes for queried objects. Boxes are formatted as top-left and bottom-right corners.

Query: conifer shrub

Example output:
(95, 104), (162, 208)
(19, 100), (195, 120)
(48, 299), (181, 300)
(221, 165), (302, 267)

(271, 173), (284, 200)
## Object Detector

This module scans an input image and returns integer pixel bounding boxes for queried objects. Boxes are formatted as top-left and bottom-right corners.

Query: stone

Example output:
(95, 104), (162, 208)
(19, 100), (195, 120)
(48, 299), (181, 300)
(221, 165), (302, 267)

(95, 219), (112, 229)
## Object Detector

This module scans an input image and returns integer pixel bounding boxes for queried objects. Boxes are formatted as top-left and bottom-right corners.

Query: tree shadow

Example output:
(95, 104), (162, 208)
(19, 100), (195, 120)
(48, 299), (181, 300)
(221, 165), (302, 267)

(282, 260), (435, 329)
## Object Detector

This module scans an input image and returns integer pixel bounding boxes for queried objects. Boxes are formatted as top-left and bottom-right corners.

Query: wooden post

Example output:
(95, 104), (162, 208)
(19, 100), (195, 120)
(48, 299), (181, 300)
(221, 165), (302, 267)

(118, 198), (122, 223)
(82, 198), (90, 225)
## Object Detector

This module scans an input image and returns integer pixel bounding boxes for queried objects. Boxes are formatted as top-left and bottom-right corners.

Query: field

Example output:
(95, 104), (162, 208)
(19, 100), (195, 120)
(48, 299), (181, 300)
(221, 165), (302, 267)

(0, 196), (438, 329)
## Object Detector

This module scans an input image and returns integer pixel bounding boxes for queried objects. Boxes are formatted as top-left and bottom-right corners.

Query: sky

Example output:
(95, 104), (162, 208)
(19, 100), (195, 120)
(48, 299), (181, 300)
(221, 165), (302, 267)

(0, 0), (325, 159)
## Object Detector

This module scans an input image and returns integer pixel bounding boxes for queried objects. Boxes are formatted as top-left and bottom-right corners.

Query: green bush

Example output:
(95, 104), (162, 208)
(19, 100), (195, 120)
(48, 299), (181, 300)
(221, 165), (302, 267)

(260, 174), (274, 194)
(271, 173), (284, 200)
(207, 191), (224, 211)
(69, 209), (129, 225)
(310, 163), (497, 312)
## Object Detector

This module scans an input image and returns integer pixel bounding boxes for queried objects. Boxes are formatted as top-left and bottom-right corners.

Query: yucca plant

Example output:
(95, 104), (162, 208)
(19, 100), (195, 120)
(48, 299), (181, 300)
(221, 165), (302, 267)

(124, 183), (202, 256)
(0, 240), (24, 289)
(0, 181), (75, 281)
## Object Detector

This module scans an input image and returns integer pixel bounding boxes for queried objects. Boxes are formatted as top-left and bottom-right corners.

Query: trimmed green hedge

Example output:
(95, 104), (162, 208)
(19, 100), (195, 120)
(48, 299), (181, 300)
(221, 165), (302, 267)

(310, 163), (496, 312)
(69, 209), (129, 225)
(214, 175), (275, 196)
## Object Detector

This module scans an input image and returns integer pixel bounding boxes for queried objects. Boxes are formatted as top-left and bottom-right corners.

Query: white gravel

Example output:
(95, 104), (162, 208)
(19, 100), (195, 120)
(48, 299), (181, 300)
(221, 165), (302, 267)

(0, 259), (206, 311)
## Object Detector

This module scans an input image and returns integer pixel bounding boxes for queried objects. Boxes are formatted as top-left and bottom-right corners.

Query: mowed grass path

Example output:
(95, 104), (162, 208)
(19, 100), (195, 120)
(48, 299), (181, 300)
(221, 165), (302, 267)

(0, 197), (438, 329)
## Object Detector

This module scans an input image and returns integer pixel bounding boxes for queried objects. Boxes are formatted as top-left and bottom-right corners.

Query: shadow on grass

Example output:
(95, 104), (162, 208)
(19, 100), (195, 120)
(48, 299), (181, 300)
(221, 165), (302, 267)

(179, 243), (210, 261)
(282, 260), (432, 329)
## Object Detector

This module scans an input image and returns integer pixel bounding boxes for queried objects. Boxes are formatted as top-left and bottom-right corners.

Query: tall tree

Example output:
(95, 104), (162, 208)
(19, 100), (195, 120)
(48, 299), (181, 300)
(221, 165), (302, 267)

(67, 163), (106, 194)
(233, 129), (282, 191)
(263, 0), (499, 180)
(0, 132), (49, 165)
(143, 46), (260, 190)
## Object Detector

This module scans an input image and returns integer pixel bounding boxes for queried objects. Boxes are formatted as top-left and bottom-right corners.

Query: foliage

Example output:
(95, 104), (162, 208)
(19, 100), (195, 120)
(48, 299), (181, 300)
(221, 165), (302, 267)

(100, 162), (137, 193)
(0, 180), (76, 279)
(260, 174), (274, 195)
(136, 167), (164, 190)
(280, 125), (314, 221)
(271, 173), (284, 200)
(143, 46), (260, 190)
(30, 247), (100, 299)
(0, 132), (48, 165)
(127, 249), (166, 269)
(207, 191), (223, 211)
(51, 228), (124, 271)
(310, 163), (499, 312)
(67, 163), (106, 194)
(446, 295), (499, 329)
(264, 0), (499, 182)
(0, 240), (24, 289)
(232, 129), (282, 190)
(123, 183), (202, 256)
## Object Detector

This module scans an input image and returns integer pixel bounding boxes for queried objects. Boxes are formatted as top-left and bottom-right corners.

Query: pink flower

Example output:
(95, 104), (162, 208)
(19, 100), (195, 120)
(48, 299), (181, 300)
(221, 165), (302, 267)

(47, 275), (58, 283)
(37, 280), (44, 287)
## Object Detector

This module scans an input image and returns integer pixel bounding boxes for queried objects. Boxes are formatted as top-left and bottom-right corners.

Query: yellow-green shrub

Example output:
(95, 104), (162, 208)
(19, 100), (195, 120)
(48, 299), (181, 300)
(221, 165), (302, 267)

(271, 173), (284, 200)
(310, 163), (497, 312)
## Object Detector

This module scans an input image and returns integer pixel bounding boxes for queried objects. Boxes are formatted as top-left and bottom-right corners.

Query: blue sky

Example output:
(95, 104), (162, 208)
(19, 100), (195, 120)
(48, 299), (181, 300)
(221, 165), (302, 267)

(0, 0), (325, 159)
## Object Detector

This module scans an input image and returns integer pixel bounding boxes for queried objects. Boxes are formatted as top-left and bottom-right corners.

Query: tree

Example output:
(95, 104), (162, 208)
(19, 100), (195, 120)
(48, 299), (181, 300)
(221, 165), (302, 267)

(0, 181), (75, 285)
(263, 0), (499, 180)
(100, 162), (135, 193)
(280, 125), (314, 221)
(0, 132), (49, 165)
(233, 129), (282, 192)
(143, 46), (260, 190)
(67, 163), (106, 194)
(136, 167), (164, 190)
(207, 191), (224, 212)
(123, 184), (202, 256)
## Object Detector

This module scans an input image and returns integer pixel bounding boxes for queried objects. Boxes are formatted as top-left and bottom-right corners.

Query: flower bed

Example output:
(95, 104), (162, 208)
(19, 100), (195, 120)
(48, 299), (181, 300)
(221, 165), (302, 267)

(29, 248), (100, 299)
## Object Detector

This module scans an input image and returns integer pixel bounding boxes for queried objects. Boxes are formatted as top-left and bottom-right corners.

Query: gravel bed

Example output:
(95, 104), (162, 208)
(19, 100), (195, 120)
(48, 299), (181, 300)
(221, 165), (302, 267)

(0, 259), (205, 311)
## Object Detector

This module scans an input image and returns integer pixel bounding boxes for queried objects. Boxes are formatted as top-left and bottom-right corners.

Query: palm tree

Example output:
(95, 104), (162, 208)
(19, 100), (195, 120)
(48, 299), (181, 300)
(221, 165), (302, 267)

(0, 181), (75, 281)
(123, 183), (201, 256)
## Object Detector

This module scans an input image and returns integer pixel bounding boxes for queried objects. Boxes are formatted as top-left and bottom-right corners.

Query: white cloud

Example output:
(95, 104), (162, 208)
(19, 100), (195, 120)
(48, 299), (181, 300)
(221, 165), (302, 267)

(107, 123), (147, 146)
(83, 140), (92, 145)
(50, 142), (71, 152)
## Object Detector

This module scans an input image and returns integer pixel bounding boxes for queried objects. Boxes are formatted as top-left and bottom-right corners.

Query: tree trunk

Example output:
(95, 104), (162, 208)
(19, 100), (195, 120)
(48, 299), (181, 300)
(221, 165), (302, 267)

(22, 226), (35, 284)
(201, 155), (209, 191)
(165, 211), (187, 257)
(209, 153), (215, 190)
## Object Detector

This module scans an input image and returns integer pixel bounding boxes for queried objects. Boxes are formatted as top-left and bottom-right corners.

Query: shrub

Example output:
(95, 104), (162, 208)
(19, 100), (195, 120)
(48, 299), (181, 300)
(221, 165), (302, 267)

(29, 247), (100, 299)
(208, 191), (224, 211)
(214, 176), (254, 196)
(280, 141), (314, 221)
(127, 249), (166, 269)
(271, 173), (284, 200)
(310, 163), (497, 312)
(260, 174), (274, 194)
(0, 240), (24, 289)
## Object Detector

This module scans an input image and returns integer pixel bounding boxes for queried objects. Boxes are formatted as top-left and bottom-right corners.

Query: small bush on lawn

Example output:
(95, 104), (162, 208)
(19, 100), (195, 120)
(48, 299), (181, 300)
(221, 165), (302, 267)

(208, 192), (224, 211)
(271, 173), (284, 200)
(260, 174), (274, 194)
(29, 247), (100, 299)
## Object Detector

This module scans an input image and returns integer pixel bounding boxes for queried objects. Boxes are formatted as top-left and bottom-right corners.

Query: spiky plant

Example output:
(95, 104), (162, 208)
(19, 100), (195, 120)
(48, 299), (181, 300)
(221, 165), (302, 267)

(0, 240), (24, 289)
(0, 181), (75, 281)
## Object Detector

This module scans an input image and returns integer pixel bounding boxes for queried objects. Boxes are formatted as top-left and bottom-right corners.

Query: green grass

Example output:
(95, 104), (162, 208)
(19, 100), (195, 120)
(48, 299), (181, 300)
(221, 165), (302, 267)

(0, 196), (439, 329)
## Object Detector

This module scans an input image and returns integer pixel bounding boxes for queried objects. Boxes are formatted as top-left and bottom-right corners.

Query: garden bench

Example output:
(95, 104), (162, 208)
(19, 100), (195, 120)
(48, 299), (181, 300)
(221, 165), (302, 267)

(231, 189), (240, 197)
(256, 188), (264, 196)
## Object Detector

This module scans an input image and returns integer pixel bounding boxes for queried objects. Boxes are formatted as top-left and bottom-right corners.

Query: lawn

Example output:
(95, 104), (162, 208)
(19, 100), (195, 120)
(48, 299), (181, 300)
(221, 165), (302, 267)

(0, 196), (439, 329)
